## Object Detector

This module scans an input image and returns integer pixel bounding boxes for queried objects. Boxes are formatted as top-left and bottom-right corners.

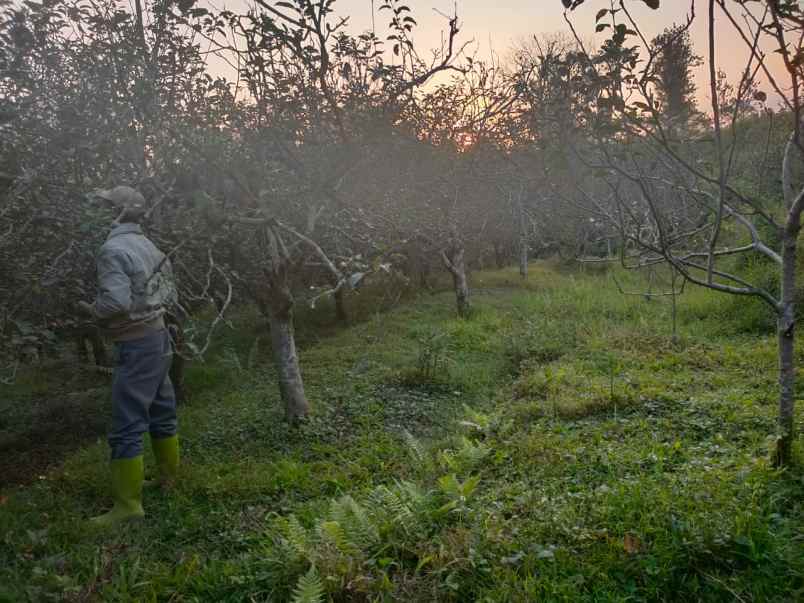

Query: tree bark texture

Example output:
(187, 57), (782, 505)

(776, 239), (796, 466)
(255, 223), (311, 422)
(268, 304), (310, 422)
(775, 133), (804, 465)
(442, 245), (470, 318)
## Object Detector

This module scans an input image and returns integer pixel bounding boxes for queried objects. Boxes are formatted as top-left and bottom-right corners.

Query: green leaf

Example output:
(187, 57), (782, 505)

(415, 554), (433, 572)
(435, 500), (457, 516)
(461, 474), (481, 497)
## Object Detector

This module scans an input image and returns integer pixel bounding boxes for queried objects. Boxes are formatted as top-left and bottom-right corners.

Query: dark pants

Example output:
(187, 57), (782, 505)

(109, 329), (177, 460)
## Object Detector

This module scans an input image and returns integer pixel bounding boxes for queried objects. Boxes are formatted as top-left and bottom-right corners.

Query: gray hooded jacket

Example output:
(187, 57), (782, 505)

(92, 223), (177, 340)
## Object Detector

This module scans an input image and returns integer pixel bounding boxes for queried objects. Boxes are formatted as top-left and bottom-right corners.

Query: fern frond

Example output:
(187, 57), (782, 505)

(439, 449), (459, 472)
(328, 495), (380, 552)
(317, 520), (359, 556)
(366, 485), (398, 526)
(460, 474), (482, 498)
(456, 437), (491, 470)
(291, 566), (324, 603)
(402, 429), (427, 464)
(395, 479), (425, 505)
(366, 481), (423, 537)
(345, 496), (379, 548)
(328, 496), (350, 526)
(437, 473), (461, 497)
(279, 515), (311, 561)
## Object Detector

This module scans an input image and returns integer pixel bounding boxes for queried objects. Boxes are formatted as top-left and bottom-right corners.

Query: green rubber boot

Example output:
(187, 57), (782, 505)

(150, 435), (179, 488)
(90, 456), (145, 526)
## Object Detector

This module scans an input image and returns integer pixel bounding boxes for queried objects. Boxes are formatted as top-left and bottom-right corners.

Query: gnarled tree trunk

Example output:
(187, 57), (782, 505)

(268, 297), (309, 422)
(257, 221), (311, 422)
(442, 244), (470, 317)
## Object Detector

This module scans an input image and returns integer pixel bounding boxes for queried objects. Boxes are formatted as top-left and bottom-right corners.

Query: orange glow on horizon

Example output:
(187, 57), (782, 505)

(206, 1), (792, 111)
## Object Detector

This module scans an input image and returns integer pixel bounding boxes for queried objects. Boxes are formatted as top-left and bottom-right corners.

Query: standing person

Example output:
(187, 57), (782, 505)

(79, 186), (180, 526)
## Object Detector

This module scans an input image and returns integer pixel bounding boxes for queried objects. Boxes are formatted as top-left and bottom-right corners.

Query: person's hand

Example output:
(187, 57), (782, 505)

(77, 301), (95, 316)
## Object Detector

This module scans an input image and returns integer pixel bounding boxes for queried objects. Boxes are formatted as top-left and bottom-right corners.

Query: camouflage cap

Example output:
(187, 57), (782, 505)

(94, 185), (146, 210)
(94, 185), (147, 223)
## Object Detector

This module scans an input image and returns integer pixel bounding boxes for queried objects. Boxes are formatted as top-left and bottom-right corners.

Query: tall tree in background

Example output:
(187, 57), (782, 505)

(650, 24), (702, 135)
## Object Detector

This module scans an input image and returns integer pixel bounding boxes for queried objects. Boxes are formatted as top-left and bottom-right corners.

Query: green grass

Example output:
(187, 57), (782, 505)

(1, 263), (803, 602)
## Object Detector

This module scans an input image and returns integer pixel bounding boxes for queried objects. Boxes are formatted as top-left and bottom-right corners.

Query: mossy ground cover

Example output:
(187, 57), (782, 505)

(1, 262), (802, 602)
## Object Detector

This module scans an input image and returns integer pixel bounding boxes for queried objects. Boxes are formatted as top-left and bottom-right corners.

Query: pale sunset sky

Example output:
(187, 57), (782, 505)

(214, 0), (790, 108)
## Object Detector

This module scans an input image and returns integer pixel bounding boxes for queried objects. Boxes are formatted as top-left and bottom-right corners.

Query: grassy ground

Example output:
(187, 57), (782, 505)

(0, 368), (108, 487)
(1, 261), (803, 602)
